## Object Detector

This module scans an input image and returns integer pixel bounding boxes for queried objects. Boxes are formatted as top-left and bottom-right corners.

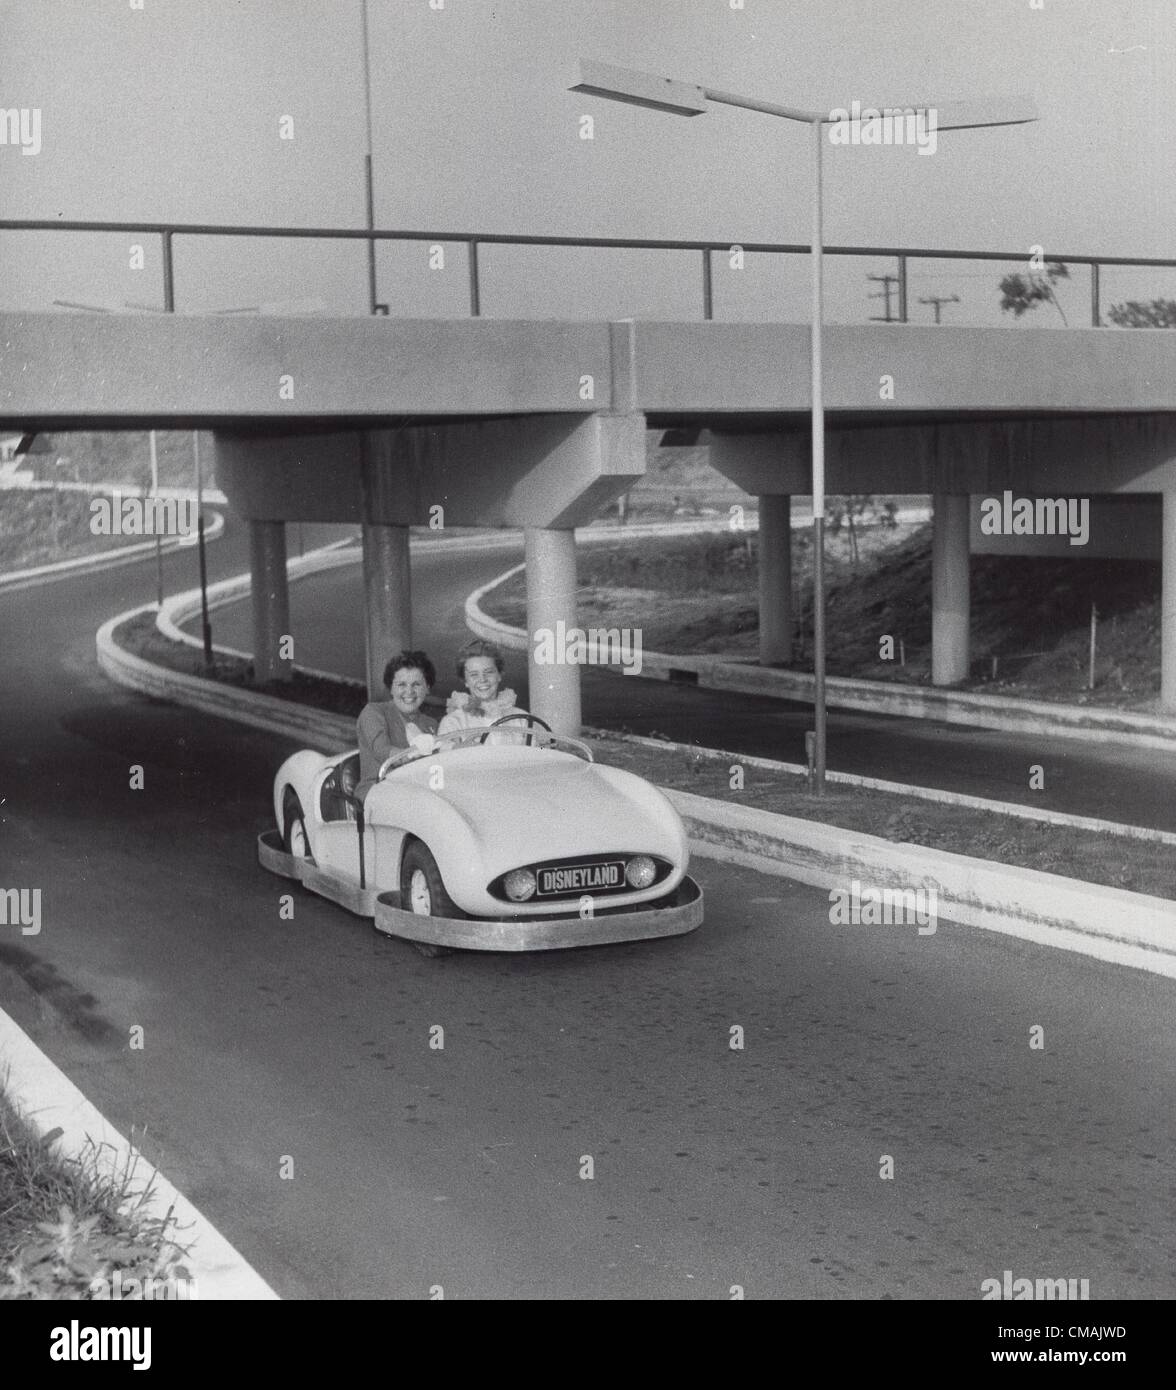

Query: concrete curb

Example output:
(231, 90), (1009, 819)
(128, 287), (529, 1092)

(155, 538), (366, 677)
(97, 602), (354, 753)
(3, 479), (230, 506)
(592, 729), (1176, 848)
(105, 535), (536, 741)
(466, 562), (1176, 753)
(97, 599), (1176, 979)
(0, 1004), (278, 1299)
(668, 789), (1176, 979)
(465, 564), (527, 650)
(0, 510), (225, 593)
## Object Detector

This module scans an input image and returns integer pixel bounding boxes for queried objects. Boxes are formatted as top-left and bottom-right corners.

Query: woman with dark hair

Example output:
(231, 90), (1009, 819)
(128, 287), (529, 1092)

(437, 638), (526, 742)
(355, 650), (438, 801)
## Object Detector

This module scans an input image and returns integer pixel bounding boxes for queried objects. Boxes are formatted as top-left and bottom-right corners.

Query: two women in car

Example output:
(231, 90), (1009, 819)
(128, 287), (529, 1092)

(355, 638), (525, 800)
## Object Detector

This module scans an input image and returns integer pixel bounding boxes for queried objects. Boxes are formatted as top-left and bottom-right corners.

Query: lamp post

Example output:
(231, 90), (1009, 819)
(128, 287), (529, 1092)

(193, 431), (214, 668)
(360, 0), (380, 315)
(148, 429), (164, 607)
(570, 60), (1036, 792)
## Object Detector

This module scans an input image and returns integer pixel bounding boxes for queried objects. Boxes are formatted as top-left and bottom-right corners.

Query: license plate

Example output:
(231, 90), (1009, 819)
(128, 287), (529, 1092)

(537, 861), (625, 896)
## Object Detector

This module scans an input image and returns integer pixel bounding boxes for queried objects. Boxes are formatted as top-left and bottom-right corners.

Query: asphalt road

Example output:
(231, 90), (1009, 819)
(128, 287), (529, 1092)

(1, 522), (1174, 1298)
(208, 534), (1176, 831)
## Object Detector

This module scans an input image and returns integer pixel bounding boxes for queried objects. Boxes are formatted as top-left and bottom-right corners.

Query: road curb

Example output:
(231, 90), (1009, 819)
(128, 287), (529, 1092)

(0, 510), (225, 594)
(0, 1004), (278, 1300)
(466, 561), (1176, 753)
(97, 590), (1176, 979)
(98, 536), (529, 747)
(666, 790), (1176, 978)
(97, 601), (355, 752)
(591, 729), (1176, 847)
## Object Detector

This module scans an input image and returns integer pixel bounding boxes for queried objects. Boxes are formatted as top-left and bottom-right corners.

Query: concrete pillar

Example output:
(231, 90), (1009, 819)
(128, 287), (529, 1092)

(1163, 493), (1176, 712)
(758, 494), (792, 665)
(249, 520), (291, 684)
(362, 523), (412, 700)
(931, 493), (970, 686)
(525, 527), (582, 737)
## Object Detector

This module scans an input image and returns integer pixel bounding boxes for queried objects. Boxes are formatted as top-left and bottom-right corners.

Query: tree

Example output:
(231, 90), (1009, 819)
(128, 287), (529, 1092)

(1105, 298), (1176, 328)
(998, 262), (1070, 325)
(826, 495), (897, 568)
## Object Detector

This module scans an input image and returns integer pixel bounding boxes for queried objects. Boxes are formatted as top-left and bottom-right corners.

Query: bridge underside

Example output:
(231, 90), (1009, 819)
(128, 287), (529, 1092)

(212, 406), (1176, 724)
(7, 309), (1176, 721)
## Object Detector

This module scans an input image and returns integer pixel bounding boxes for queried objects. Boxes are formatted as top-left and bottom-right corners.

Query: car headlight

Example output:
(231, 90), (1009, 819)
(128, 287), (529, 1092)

(625, 856), (658, 889)
(502, 869), (537, 902)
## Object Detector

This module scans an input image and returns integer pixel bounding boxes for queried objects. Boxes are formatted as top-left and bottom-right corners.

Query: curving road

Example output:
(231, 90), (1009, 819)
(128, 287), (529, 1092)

(206, 536), (1176, 831)
(0, 520), (1173, 1298)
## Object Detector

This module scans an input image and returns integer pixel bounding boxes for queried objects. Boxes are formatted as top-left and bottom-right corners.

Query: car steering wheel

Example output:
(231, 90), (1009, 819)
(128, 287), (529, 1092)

(479, 712), (554, 747)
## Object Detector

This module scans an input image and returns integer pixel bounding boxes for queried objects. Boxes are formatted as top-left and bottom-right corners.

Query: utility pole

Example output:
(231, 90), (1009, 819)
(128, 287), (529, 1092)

(867, 272), (902, 322)
(918, 293), (960, 324)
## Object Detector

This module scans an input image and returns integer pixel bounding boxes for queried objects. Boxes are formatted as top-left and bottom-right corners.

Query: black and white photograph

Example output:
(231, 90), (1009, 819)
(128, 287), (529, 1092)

(0, 0), (1173, 1351)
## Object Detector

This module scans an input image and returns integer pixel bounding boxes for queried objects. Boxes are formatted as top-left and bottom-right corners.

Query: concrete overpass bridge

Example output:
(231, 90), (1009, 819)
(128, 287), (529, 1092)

(5, 218), (1176, 725)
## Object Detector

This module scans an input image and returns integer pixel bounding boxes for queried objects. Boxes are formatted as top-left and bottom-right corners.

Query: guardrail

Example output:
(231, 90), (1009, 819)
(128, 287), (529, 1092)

(2, 218), (1173, 325)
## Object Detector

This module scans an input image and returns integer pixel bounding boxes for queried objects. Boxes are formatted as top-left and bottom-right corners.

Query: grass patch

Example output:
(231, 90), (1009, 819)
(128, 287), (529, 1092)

(0, 490), (148, 573)
(118, 609), (368, 717)
(589, 731), (1176, 901)
(0, 1088), (193, 1300)
(485, 525), (1164, 710)
(22, 431), (207, 493)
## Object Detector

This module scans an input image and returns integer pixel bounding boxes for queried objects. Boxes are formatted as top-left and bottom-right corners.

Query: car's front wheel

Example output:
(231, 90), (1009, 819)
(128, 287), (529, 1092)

(400, 841), (461, 957)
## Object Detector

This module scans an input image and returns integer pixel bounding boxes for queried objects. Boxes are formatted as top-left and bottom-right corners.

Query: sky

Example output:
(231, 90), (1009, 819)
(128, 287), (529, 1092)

(1, 0), (1173, 324)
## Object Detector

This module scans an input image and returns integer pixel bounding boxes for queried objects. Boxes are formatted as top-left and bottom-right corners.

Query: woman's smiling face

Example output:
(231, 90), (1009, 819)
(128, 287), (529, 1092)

(462, 655), (501, 703)
(390, 667), (428, 717)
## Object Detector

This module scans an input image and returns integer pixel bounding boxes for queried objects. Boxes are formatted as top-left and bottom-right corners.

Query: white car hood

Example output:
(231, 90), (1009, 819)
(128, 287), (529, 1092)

(387, 747), (683, 867)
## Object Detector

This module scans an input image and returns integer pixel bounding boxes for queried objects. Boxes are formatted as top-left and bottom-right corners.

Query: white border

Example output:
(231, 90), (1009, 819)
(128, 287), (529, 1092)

(0, 1006), (278, 1300)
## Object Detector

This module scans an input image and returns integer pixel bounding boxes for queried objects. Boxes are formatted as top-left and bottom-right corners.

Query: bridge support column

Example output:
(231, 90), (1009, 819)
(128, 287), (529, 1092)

(1163, 494), (1176, 712)
(931, 493), (970, 686)
(757, 494), (792, 665)
(525, 527), (582, 737)
(362, 523), (412, 700)
(249, 520), (291, 684)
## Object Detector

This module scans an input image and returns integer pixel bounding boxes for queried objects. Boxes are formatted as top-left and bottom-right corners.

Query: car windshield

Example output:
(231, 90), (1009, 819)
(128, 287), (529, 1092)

(385, 730), (593, 774)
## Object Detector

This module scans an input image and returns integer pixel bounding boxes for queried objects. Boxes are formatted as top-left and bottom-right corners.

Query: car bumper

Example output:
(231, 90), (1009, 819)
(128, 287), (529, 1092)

(260, 829), (703, 951)
(373, 876), (703, 952)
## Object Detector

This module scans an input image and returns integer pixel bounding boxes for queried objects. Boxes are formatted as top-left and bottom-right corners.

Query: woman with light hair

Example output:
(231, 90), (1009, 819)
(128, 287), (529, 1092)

(437, 638), (528, 743)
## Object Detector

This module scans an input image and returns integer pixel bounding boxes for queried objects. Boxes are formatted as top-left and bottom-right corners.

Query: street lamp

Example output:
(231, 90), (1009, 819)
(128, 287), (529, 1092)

(360, 0), (384, 314)
(571, 59), (1036, 792)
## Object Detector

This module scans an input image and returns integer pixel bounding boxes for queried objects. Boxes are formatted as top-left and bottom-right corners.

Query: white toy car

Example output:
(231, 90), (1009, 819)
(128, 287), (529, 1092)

(258, 714), (703, 956)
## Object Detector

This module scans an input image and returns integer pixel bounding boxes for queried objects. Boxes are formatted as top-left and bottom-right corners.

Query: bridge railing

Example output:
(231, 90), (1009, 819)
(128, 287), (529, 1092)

(1, 218), (1174, 325)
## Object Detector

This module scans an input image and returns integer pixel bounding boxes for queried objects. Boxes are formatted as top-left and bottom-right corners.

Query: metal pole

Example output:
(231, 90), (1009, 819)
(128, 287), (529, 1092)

(365, 157), (378, 315)
(702, 248), (714, 320)
(360, 0), (377, 314)
(1088, 602), (1097, 689)
(469, 240), (481, 316)
(810, 117), (827, 793)
(161, 231), (175, 312)
(149, 429), (163, 607)
(1090, 261), (1101, 327)
(193, 431), (213, 667)
(897, 253), (908, 323)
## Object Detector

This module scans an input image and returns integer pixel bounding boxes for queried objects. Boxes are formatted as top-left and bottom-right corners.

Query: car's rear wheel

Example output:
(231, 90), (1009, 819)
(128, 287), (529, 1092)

(400, 841), (461, 957)
(282, 790), (314, 864)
